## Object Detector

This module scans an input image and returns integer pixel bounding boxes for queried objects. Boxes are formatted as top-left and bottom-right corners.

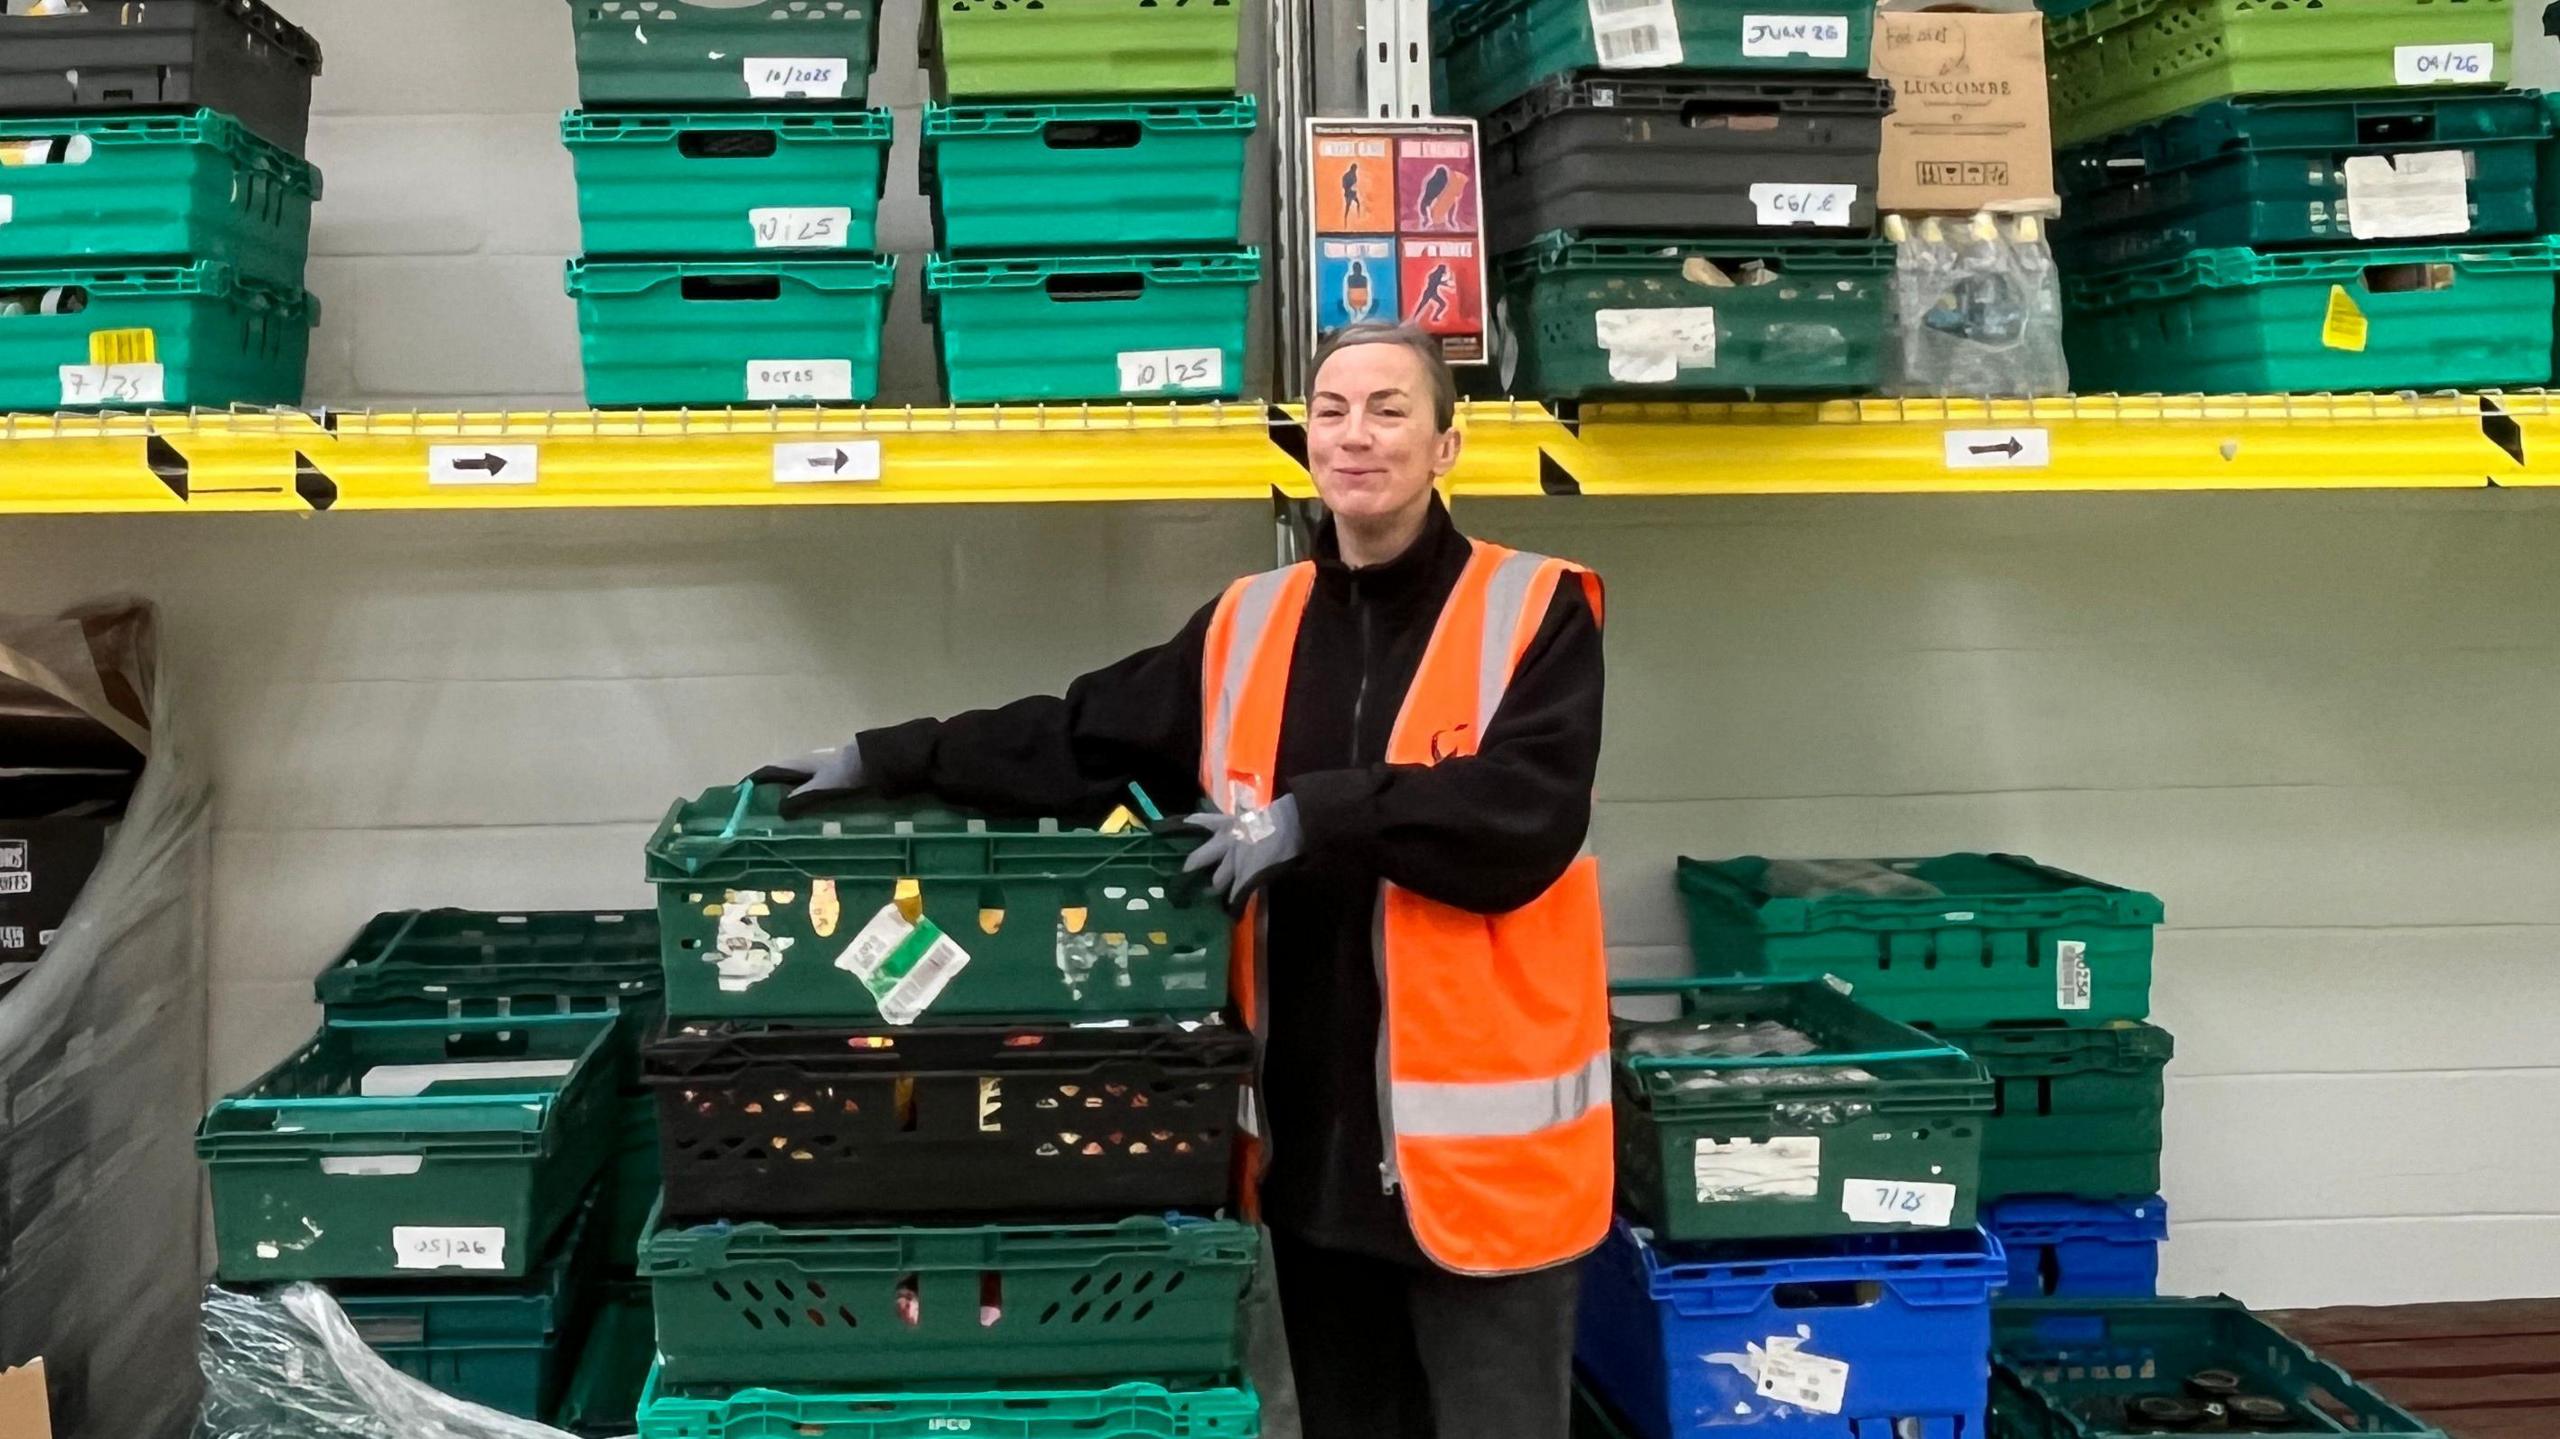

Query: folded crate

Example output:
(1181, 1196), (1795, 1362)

(636, 1369), (1261, 1439)
(1438, 0), (1875, 118)
(0, 0), (323, 154)
(1949, 1023), (2172, 1201)
(198, 1013), (619, 1282)
(1611, 976), (1992, 1243)
(314, 908), (662, 1035)
(569, 0), (885, 108)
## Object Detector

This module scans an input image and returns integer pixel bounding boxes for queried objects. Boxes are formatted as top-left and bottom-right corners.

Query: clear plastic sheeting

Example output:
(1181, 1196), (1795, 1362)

(1881, 212), (2069, 398)
(200, 1285), (600, 1439)
(0, 602), (208, 1439)
(1670, 1066), (1880, 1092)
(1759, 858), (1943, 901)
(1623, 1019), (1820, 1061)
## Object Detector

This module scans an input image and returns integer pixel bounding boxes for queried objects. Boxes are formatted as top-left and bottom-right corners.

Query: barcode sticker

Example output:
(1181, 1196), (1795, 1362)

(1840, 1178), (1958, 1227)
(837, 904), (974, 1025)
(1749, 182), (1856, 226)
(2341, 150), (2470, 239)
(1742, 13), (1851, 58)
(1757, 1342), (1850, 1414)
(751, 206), (855, 249)
(2395, 42), (2493, 85)
(746, 57), (852, 99)
(1116, 347), (1224, 394)
(747, 359), (855, 403)
(393, 1226), (507, 1272)
(57, 363), (162, 405)
(2056, 939), (2092, 1011)
(1588, 0), (1683, 67)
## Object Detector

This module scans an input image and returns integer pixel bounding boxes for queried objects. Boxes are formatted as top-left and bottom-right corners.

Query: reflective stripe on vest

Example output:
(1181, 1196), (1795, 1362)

(1201, 566), (1300, 814)
(1390, 1051), (1611, 1139)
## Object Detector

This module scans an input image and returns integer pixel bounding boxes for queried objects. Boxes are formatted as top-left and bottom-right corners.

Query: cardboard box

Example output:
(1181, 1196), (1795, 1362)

(1871, 0), (2057, 215)
(0, 816), (110, 961)
(0, 1360), (54, 1439)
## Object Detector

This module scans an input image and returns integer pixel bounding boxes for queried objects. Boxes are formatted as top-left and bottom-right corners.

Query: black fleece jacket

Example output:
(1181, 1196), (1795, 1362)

(857, 499), (1604, 1263)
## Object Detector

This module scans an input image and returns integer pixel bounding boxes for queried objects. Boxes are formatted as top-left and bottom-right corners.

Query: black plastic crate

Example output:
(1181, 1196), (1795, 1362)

(1482, 73), (1890, 253)
(0, 0), (323, 156)
(645, 1016), (1250, 1224)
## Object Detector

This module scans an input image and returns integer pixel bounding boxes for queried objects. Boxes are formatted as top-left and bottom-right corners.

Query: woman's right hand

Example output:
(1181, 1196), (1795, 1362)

(748, 742), (868, 817)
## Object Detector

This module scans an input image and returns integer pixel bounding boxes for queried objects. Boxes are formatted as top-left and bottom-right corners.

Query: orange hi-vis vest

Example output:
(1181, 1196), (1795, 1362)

(1198, 537), (1614, 1276)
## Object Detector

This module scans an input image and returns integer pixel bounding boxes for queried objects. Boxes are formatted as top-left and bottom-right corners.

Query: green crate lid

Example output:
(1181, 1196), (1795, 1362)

(565, 256), (898, 299)
(559, 107), (896, 144)
(923, 94), (1258, 140)
(1505, 232), (1896, 277)
(0, 107), (323, 196)
(197, 1013), (618, 1151)
(1677, 853), (2167, 928)
(2068, 236), (2560, 308)
(637, 1366), (1262, 1438)
(1938, 1021), (2174, 1073)
(925, 247), (1262, 292)
(640, 1208), (1261, 1278)
(314, 908), (663, 1010)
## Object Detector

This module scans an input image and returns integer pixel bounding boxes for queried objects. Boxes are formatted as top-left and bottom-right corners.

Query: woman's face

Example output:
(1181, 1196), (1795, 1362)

(1307, 342), (1461, 523)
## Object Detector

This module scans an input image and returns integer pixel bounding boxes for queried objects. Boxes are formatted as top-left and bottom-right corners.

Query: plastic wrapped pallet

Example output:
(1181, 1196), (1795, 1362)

(0, 603), (209, 1439)
(1881, 212), (2068, 398)
(200, 1285), (591, 1439)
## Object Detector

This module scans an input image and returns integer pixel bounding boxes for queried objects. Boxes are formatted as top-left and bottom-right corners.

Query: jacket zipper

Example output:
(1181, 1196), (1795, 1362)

(1348, 589), (1374, 768)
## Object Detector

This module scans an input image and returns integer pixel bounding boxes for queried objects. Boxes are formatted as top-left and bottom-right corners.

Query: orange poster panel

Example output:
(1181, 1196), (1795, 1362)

(1313, 133), (1397, 234)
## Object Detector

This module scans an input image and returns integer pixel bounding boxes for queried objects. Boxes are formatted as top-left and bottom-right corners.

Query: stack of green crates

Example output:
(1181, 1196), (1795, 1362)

(1429, 0), (1892, 397)
(0, 107), (320, 411)
(631, 781), (1265, 1439)
(920, 0), (1258, 402)
(192, 907), (666, 1424)
(2045, 0), (2558, 393)
(559, 0), (895, 407)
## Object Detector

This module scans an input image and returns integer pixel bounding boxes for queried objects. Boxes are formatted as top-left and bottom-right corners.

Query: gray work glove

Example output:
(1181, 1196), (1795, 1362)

(1182, 794), (1305, 908)
(748, 743), (867, 819)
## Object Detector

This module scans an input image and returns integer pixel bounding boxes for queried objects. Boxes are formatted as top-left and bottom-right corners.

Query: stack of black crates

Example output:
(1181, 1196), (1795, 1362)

(1429, 0), (1895, 398)
(0, 0), (323, 410)
(630, 781), (1264, 1437)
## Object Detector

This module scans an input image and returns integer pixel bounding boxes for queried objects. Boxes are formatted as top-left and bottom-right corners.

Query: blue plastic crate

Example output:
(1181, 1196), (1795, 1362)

(1983, 1196), (2166, 1300)
(1578, 1220), (2004, 1438)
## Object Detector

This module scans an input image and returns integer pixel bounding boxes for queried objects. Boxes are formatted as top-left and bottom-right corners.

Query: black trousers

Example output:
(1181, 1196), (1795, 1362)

(1271, 1228), (1582, 1439)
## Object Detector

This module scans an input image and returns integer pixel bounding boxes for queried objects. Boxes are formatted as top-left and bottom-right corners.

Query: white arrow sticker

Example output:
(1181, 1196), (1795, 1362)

(1943, 428), (2050, 469)
(774, 440), (884, 483)
(428, 445), (539, 486)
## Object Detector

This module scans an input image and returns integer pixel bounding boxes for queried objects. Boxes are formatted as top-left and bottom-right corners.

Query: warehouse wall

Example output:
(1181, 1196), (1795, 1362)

(6, 0), (2560, 1318)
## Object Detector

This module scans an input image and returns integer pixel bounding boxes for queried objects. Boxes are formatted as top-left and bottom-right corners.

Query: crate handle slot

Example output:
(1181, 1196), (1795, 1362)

(1043, 120), (1143, 150)
(681, 275), (784, 303)
(2362, 262), (2454, 294)
(1772, 1279), (1882, 1310)
(678, 130), (782, 160)
(1681, 102), (1781, 131)
(1045, 272), (1147, 302)
(0, 285), (89, 318)
(2356, 112), (2435, 146)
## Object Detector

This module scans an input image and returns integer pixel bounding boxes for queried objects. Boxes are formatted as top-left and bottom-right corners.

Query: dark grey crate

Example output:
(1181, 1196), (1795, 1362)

(0, 0), (322, 155)
(1483, 74), (1889, 253)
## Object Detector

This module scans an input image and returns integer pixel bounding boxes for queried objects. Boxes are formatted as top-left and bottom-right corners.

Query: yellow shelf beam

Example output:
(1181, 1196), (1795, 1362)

(0, 393), (2549, 514)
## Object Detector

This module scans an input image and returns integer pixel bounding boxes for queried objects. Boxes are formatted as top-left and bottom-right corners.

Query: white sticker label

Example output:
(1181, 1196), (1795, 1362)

(1943, 428), (2050, 469)
(751, 206), (855, 250)
(358, 1060), (575, 1098)
(773, 440), (883, 483)
(2395, 42), (2493, 85)
(1742, 13), (1851, 58)
(1696, 1135), (1821, 1201)
(427, 444), (539, 486)
(0, 196), (13, 226)
(393, 1226), (508, 1272)
(1757, 1342), (1851, 1414)
(746, 57), (852, 99)
(1841, 1177), (1958, 1227)
(1116, 347), (1225, 395)
(1595, 306), (1716, 383)
(1588, 0), (1685, 67)
(748, 359), (855, 403)
(2057, 939), (2092, 1011)
(0, 874), (30, 896)
(57, 362), (163, 406)
(2342, 150), (2470, 240)
(1750, 182), (1857, 227)
(321, 1154), (424, 1177)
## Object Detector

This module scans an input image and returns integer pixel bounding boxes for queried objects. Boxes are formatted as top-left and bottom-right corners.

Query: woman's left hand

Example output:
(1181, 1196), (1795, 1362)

(1183, 795), (1305, 905)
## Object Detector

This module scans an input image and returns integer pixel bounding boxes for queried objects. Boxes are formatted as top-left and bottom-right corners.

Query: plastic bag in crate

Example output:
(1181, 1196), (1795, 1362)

(1882, 212), (2068, 398)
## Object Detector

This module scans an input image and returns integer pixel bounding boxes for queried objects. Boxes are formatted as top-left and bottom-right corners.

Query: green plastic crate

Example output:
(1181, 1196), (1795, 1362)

(926, 248), (1258, 403)
(929, 0), (1243, 100)
(557, 1279), (656, 1439)
(333, 1193), (607, 1422)
(642, 1208), (1260, 1386)
(1439, 0), (1875, 118)
(1676, 854), (2163, 1028)
(1951, 1023), (2170, 1201)
(566, 257), (895, 408)
(198, 1014), (620, 1282)
(0, 262), (314, 410)
(923, 96), (1256, 252)
(1496, 233), (1893, 399)
(314, 908), (663, 1032)
(647, 784), (1228, 1022)
(563, 109), (893, 258)
(568, 0), (884, 107)
(1993, 1297), (2448, 1439)
(1611, 977), (1993, 1243)
(0, 109), (320, 286)
(2047, 0), (2513, 149)
(2057, 93), (2549, 271)
(602, 1088), (661, 1264)
(638, 1369), (1260, 1439)
(2064, 237), (2560, 395)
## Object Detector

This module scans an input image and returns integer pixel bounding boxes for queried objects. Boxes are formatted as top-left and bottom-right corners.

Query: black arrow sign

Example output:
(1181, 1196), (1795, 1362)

(807, 449), (850, 474)
(1968, 437), (2024, 458)
(450, 453), (510, 476)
